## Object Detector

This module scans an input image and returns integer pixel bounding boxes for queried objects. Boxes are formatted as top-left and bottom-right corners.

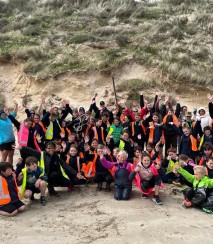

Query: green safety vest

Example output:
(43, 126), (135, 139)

(20, 167), (43, 198)
(166, 160), (179, 174)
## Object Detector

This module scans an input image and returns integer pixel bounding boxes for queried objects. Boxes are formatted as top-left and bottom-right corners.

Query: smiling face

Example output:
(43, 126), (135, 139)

(24, 120), (33, 129)
(117, 153), (127, 163)
(45, 145), (55, 155)
(34, 115), (40, 123)
(91, 140), (98, 150)
(69, 147), (77, 156)
(142, 156), (151, 167)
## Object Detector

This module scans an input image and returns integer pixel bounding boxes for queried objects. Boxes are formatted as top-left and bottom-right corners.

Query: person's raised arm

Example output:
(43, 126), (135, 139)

(207, 93), (213, 118)
(5, 108), (20, 130)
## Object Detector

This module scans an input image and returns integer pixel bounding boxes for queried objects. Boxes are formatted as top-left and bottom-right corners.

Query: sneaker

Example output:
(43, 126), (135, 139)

(40, 196), (47, 206)
(141, 193), (149, 199)
(183, 200), (192, 208)
(152, 195), (163, 205)
(48, 186), (60, 197)
(202, 208), (213, 214)
(30, 193), (35, 201)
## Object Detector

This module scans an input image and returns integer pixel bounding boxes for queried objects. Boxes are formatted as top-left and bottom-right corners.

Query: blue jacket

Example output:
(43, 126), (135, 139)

(0, 113), (16, 145)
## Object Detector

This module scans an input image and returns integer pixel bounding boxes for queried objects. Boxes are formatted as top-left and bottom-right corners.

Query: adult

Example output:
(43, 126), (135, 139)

(0, 101), (18, 163)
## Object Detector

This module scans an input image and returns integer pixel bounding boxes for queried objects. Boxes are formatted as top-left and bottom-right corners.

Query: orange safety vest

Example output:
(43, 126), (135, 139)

(132, 157), (140, 167)
(150, 149), (161, 164)
(199, 152), (213, 166)
(163, 114), (179, 126)
(61, 127), (71, 136)
(189, 135), (198, 152)
(81, 153), (114, 178)
(17, 122), (41, 152)
(131, 122), (146, 137)
(66, 155), (81, 173)
(92, 127), (104, 142)
(148, 121), (165, 144)
(85, 124), (92, 136)
(0, 174), (20, 205)
(39, 121), (47, 133)
(120, 114), (125, 123)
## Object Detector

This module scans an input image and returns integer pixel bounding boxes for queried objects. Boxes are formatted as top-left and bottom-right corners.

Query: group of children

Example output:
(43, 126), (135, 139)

(1, 92), (213, 216)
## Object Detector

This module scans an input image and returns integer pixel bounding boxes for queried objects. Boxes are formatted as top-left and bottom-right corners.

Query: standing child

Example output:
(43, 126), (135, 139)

(18, 156), (47, 206)
(0, 162), (25, 216)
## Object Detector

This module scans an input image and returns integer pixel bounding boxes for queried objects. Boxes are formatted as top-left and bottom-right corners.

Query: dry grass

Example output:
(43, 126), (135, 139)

(0, 0), (212, 87)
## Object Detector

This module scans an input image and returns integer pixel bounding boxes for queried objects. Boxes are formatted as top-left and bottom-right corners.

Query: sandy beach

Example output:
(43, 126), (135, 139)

(0, 183), (212, 244)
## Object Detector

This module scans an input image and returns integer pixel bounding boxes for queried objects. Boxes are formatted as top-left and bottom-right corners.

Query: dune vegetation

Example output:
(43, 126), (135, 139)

(0, 0), (212, 86)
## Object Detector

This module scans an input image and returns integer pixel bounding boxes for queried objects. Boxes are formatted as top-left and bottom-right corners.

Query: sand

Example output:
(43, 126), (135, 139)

(0, 183), (213, 244)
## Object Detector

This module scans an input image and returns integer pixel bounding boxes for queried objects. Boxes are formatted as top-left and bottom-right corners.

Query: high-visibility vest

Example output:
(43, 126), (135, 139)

(189, 135), (198, 152)
(92, 127), (104, 142)
(61, 127), (71, 136)
(131, 122), (146, 137)
(0, 174), (20, 205)
(198, 135), (205, 151)
(39, 121), (47, 133)
(166, 160), (179, 174)
(119, 139), (134, 150)
(17, 122), (41, 152)
(163, 114), (178, 126)
(20, 167), (43, 198)
(199, 153), (213, 166)
(45, 120), (61, 140)
(66, 155), (81, 173)
(148, 121), (165, 144)
(38, 152), (69, 179)
(81, 153), (114, 178)
(120, 114), (125, 122)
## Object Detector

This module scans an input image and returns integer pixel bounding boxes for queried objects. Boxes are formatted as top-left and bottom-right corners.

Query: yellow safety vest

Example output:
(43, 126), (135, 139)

(38, 152), (69, 180)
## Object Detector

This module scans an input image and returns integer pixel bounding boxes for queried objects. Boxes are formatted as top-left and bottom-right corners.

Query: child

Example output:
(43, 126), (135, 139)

(174, 154), (195, 187)
(0, 162), (25, 216)
(18, 156), (47, 206)
(162, 148), (179, 184)
(83, 144), (113, 191)
(65, 145), (86, 190)
(21, 142), (82, 196)
(100, 150), (134, 200)
(128, 146), (142, 167)
(131, 113), (146, 150)
(199, 142), (213, 166)
(131, 153), (163, 205)
(174, 165), (213, 213)
(206, 157), (213, 178)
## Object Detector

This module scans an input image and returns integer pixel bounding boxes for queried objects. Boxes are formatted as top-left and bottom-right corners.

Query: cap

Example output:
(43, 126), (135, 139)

(185, 112), (192, 117)
(79, 107), (85, 112)
(100, 101), (105, 106)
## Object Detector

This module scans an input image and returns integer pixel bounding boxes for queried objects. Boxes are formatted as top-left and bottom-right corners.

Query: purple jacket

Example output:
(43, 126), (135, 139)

(100, 157), (132, 175)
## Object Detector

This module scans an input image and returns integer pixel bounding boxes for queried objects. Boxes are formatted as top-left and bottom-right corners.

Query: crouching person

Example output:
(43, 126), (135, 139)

(174, 164), (213, 213)
(20, 142), (83, 197)
(18, 156), (47, 206)
(100, 150), (133, 201)
(0, 162), (25, 217)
